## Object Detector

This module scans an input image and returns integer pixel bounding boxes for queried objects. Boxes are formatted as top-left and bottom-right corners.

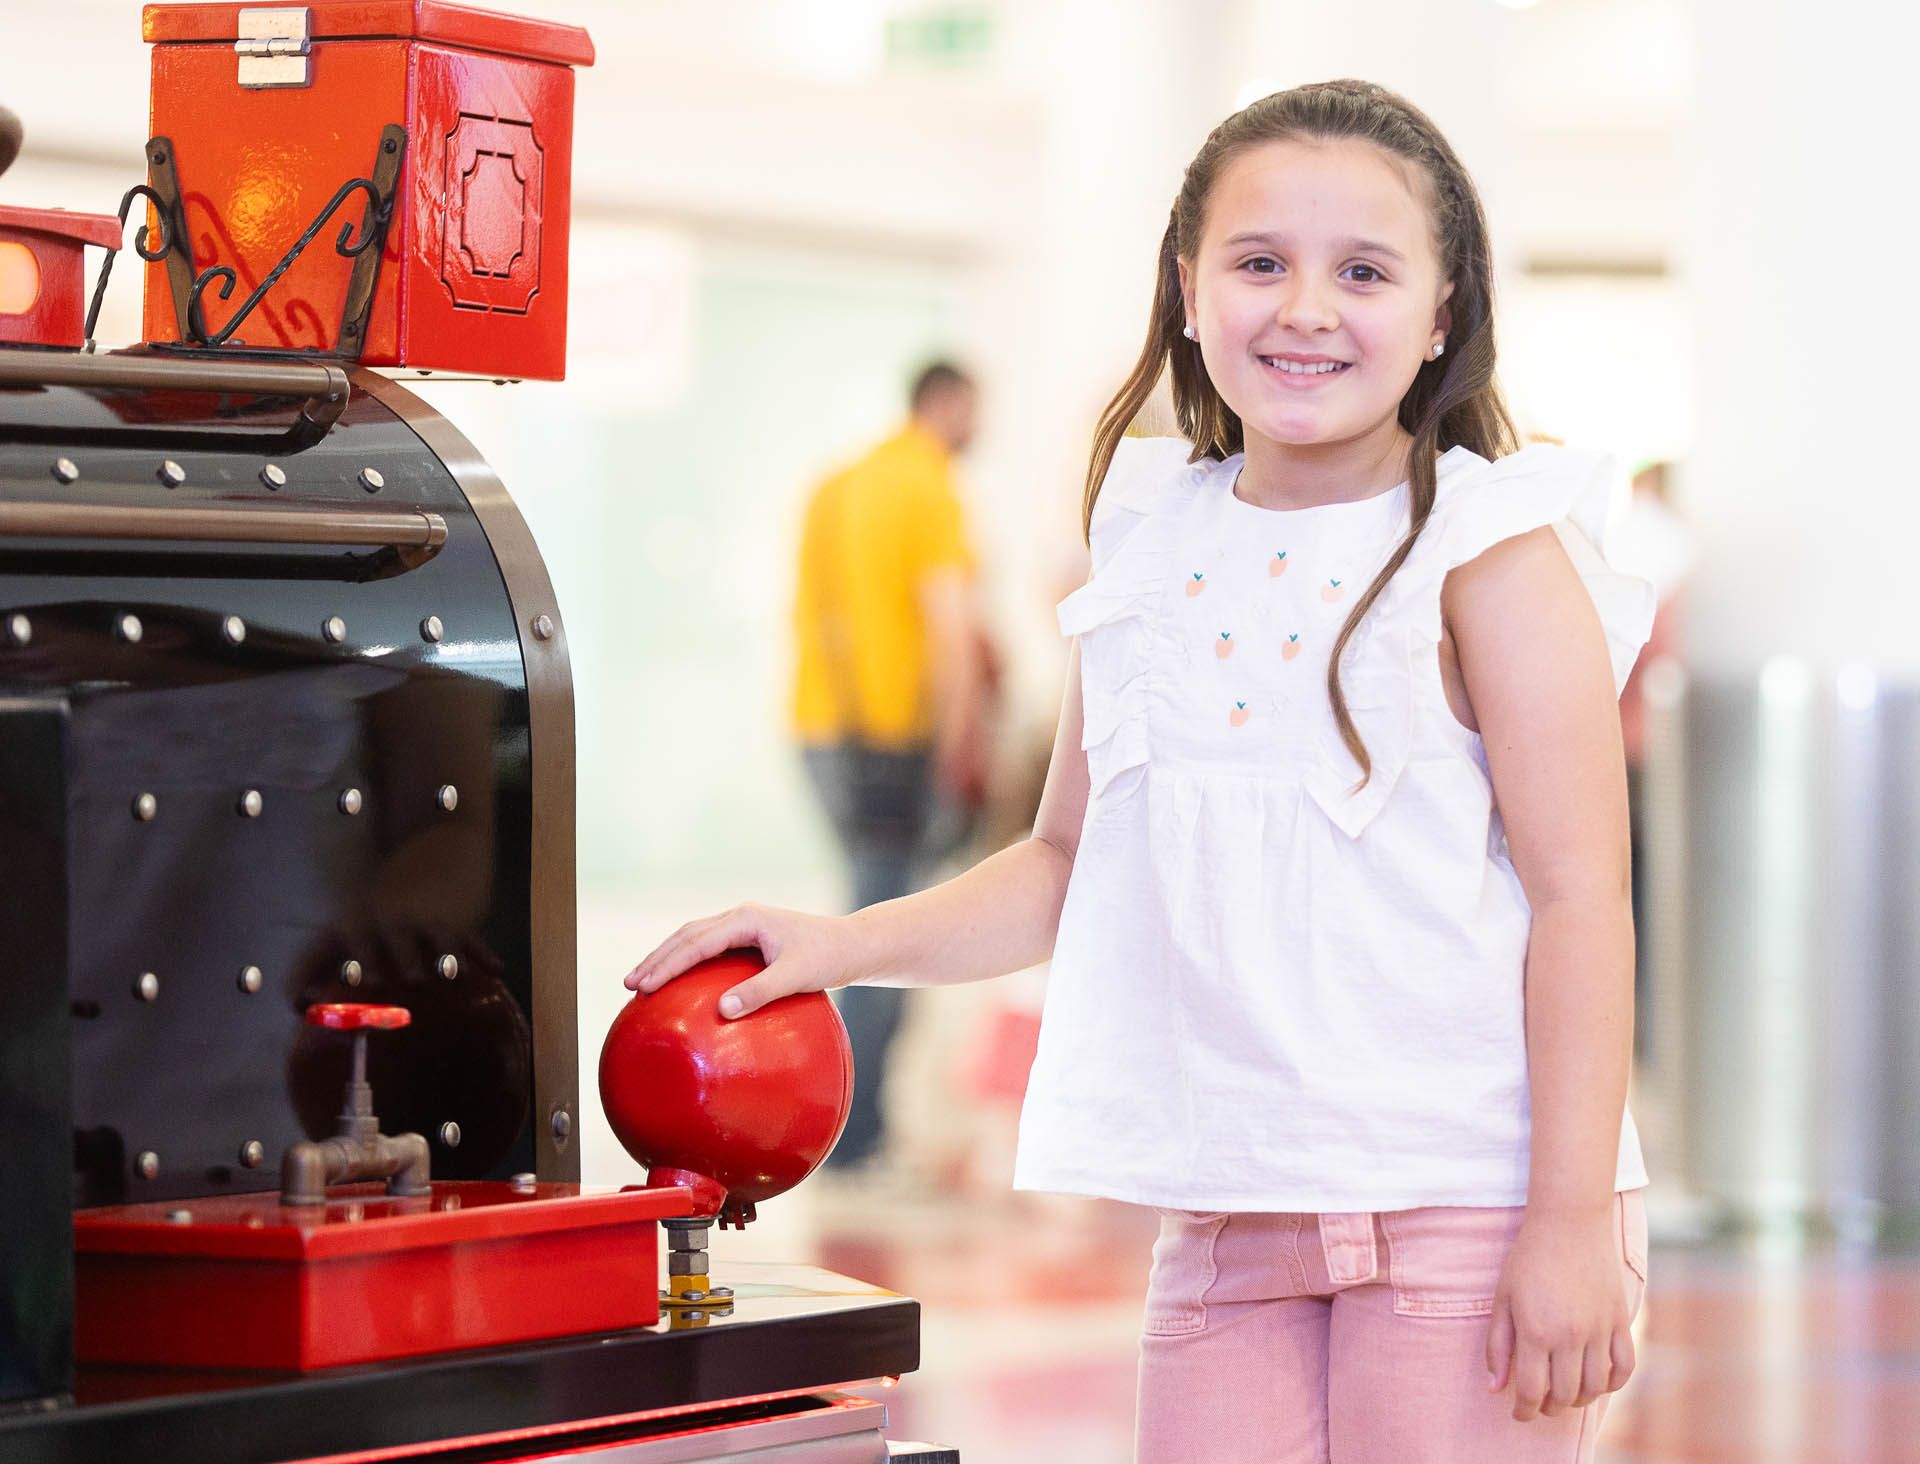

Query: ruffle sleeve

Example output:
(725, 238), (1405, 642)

(1306, 443), (1657, 838)
(1055, 436), (1209, 798)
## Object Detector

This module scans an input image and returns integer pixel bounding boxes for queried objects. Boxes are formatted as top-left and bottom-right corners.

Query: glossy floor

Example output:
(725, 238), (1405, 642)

(730, 1180), (1920, 1464)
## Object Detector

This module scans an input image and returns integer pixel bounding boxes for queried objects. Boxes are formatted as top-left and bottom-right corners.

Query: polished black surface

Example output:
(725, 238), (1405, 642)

(0, 699), (73, 1411)
(0, 357), (542, 1204)
(0, 1266), (919, 1464)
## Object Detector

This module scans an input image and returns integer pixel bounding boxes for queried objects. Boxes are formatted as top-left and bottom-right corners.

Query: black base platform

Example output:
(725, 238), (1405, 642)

(0, 1263), (920, 1463)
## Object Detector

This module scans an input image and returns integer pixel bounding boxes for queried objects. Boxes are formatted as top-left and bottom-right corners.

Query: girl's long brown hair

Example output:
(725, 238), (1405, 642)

(1083, 79), (1518, 786)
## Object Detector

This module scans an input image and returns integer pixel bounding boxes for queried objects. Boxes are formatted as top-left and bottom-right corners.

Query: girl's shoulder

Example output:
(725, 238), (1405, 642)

(1087, 436), (1216, 560)
(1414, 441), (1655, 694)
(1425, 441), (1622, 572)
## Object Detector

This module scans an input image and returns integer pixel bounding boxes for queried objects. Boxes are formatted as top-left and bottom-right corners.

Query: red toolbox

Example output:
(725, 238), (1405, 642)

(75, 1182), (689, 1371)
(140, 1), (594, 378)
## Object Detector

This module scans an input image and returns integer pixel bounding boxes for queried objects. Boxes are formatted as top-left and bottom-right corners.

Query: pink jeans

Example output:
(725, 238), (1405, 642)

(1135, 1189), (1649, 1464)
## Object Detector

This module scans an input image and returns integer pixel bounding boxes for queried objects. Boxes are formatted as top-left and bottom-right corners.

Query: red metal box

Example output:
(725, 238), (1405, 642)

(74, 1181), (688, 1370)
(0, 206), (121, 347)
(141, 1), (594, 379)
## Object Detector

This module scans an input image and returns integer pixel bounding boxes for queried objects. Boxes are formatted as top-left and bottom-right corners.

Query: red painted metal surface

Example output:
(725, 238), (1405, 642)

(599, 952), (855, 1229)
(142, 2), (595, 67)
(142, 1), (590, 378)
(0, 205), (121, 348)
(74, 1181), (690, 1370)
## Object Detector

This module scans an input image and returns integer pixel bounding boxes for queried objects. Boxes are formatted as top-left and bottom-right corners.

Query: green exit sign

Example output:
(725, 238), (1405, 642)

(885, 5), (994, 68)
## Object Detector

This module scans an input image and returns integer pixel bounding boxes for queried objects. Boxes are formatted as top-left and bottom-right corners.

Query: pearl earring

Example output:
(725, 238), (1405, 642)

(1431, 339), (1445, 359)
(1183, 325), (1197, 341)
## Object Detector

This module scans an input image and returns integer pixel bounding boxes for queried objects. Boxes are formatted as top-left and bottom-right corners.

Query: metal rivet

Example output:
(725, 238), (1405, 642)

(158, 460), (186, 489)
(358, 467), (385, 493)
(323, 615), (347, 644)
(239, 1140), (264, 1169)
(338, 787), (363, 816)
(132, 792), (158, 821)
(52, 458), (79, 484)
(438, 1121), (462, 1149)
(222, 614), (246, 645)
(136, 1151), (160, 1180)
(238, 788), (263, 818)
(238, 964), (263, 994)
(419, 614), (443, 643)
(551, 1109), (572, 1142)
(6, 613), (30, 647)
(437, 953), (458, 981)
(531, 613), (556, 641)
(259, 463), (286, 490)
(510, 1172), (536, 1189)
(340, 959), (363, 987)
(164, 1208), (191, 1223)
(116, 613), (143, 644)
(436, 783), (458, 813)
(135, 971), (160, 1002)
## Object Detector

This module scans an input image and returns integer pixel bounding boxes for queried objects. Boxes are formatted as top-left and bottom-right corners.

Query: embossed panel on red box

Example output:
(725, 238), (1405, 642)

(141, 2), (592, 379)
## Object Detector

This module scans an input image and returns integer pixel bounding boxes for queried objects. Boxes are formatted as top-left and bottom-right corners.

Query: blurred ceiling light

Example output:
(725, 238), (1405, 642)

(1493, 0), (1542, 9)
(1234, 77), (1284, 110)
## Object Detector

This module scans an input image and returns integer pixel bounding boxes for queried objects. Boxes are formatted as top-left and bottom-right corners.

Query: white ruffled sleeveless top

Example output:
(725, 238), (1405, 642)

(1012, 438), (1657, 1212)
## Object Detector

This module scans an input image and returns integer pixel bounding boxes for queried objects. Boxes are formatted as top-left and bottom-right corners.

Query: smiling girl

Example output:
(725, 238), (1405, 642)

(628, 79), (1653, 1462)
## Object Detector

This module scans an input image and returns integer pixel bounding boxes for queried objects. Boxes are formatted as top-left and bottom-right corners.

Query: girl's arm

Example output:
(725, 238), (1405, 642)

(1442, 525), (1638, 1423)
(626, 643), (1093, 1016)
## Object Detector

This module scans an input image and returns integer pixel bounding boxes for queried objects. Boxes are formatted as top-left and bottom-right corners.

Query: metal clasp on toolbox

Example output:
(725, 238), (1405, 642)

(235, 6), (313, 88)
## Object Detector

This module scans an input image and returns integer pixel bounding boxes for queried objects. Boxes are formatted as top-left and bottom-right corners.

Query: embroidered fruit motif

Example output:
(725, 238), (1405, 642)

(1229, 701), (1250, 728)
(1215, 631), (1234, 660)
(1320, 578), (1345, 603)
(1186, 572), (1207, 598)
(1269, 551), (1289, 578)
(1282, 633), (1302, 662)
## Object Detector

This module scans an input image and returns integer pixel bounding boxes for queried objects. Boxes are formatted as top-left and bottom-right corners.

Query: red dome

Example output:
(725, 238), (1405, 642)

(597, 950), (853, 1228)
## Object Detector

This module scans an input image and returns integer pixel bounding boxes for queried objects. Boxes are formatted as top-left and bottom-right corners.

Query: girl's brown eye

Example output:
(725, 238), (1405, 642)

(1348, 264), (1382, 283)
(1244, 257), (1279, 274)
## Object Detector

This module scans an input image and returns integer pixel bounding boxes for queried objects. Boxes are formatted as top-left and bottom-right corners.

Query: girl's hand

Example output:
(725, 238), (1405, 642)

(1485, 1207), (1635, 1422)
(622, 903), (871, 1019)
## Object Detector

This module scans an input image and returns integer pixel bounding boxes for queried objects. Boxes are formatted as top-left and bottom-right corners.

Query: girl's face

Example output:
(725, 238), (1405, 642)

(1178, 138), (1453, 456)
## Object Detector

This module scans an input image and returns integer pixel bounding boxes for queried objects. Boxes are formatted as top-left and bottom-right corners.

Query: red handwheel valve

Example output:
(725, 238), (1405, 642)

(281, 1002), (430, 1205)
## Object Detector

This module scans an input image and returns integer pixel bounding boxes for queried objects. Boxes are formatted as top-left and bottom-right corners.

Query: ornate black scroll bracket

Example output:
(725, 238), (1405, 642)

(82, 183), (180, 352)
(143, 137), (197, 342)
(182, 124), (407, 357)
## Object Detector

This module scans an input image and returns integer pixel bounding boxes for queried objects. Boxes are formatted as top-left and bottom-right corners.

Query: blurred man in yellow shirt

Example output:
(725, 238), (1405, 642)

(792, 360), (993, 1173)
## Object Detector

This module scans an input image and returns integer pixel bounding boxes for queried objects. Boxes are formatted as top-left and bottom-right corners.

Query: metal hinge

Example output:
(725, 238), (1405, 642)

(236, 7), (312, 89)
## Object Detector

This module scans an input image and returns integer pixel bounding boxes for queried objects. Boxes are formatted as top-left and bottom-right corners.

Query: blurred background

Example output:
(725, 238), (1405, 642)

(8, 0), (1920, 1458)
